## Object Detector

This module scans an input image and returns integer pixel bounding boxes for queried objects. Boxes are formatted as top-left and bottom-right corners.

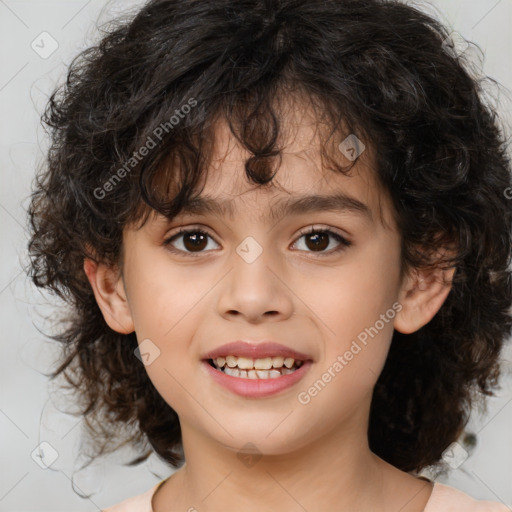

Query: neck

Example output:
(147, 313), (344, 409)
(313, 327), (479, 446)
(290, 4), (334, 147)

(157, 421), (392, 511)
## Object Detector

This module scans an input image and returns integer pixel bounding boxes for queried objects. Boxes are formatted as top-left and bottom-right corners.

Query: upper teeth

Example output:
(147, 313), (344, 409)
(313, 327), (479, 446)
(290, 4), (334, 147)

(214, 356), (300, 370)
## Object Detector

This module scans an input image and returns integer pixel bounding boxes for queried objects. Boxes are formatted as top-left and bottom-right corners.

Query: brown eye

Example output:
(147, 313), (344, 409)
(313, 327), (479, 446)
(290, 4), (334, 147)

(304, 232), (330, 252)
(164, 229), (219, 256)
(182, 231), (208, 252)
(292, 227), (351, 256)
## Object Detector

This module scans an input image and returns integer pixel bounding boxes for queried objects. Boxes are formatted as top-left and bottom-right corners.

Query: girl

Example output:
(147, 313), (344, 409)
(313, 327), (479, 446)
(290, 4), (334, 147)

(28, 0), (512, 510)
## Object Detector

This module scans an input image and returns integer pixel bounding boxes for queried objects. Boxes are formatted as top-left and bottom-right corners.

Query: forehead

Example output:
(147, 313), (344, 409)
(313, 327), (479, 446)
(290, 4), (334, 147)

(171, 109), (396, 231)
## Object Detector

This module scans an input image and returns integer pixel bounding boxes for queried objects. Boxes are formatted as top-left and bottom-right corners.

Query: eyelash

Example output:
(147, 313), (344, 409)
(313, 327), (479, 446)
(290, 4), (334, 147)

(163, 225), (352, 258)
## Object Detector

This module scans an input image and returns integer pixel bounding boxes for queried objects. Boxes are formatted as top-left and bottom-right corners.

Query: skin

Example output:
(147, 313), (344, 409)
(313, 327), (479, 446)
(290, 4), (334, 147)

(85, 104), (455, 512)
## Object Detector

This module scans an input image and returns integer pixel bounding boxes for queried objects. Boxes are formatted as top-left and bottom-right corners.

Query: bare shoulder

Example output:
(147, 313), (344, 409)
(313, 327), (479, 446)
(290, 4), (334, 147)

(424, 482), (510, 512)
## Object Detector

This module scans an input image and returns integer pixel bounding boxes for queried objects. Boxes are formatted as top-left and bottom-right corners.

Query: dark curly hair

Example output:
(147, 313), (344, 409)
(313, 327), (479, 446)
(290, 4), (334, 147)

(27, 0), (512, 475)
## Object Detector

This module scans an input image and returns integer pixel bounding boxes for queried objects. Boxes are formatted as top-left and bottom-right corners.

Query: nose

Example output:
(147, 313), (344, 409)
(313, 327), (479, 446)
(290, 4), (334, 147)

(216, 238), (294, 324)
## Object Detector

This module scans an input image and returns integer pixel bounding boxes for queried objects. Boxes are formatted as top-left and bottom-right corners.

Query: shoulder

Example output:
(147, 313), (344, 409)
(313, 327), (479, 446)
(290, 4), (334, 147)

(424, 482), (509, 512)
(101, 481), (163, 512)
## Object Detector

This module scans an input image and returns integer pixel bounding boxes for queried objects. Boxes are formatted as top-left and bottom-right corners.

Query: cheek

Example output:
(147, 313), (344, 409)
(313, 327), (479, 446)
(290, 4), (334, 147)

(313, 232), (401, 347)
(123, 248), (215, 398)
(124, 247), (208, 337)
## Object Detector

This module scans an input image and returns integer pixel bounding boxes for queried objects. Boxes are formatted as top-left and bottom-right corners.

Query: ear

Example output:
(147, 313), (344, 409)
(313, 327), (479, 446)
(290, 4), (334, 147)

(83, 258), (135, 334)
(394, 260), (456, 335)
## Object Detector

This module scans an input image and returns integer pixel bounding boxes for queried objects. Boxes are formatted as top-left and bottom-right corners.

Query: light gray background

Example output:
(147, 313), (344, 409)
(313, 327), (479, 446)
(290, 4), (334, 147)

(1, 1), (511, 510)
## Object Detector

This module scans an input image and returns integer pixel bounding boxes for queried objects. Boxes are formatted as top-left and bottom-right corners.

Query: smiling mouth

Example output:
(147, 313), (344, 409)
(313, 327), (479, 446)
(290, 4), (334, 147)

(207, 355), (305, 379)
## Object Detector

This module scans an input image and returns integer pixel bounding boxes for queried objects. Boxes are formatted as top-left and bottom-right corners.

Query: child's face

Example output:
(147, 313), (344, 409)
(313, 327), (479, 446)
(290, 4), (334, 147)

(93, 106), (450, 460)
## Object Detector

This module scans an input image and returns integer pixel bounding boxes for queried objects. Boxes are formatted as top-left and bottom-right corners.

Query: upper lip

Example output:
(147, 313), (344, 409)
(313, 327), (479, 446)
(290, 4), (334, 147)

(202, 341), (312, 361)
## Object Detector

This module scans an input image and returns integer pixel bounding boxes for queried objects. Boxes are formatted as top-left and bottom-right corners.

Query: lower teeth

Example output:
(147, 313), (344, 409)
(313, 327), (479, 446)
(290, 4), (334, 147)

(216, 364), (298, 379)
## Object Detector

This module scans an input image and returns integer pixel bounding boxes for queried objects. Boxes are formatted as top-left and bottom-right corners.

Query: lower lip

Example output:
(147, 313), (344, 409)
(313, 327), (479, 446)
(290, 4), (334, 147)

(201, 360), (313, 398)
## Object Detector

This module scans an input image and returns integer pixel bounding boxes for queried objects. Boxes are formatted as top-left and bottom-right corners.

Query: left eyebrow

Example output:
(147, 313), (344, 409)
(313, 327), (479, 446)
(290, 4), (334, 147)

(174, 192), (373, 223)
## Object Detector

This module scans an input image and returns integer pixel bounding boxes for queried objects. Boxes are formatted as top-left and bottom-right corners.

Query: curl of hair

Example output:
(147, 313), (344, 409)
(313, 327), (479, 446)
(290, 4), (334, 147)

(28, 0), (512, 474)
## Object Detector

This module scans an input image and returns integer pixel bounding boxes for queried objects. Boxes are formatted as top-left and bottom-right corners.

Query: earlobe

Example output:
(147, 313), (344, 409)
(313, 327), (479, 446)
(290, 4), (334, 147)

(83, 258), (135, 334)
(394, 265), (456, 335)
